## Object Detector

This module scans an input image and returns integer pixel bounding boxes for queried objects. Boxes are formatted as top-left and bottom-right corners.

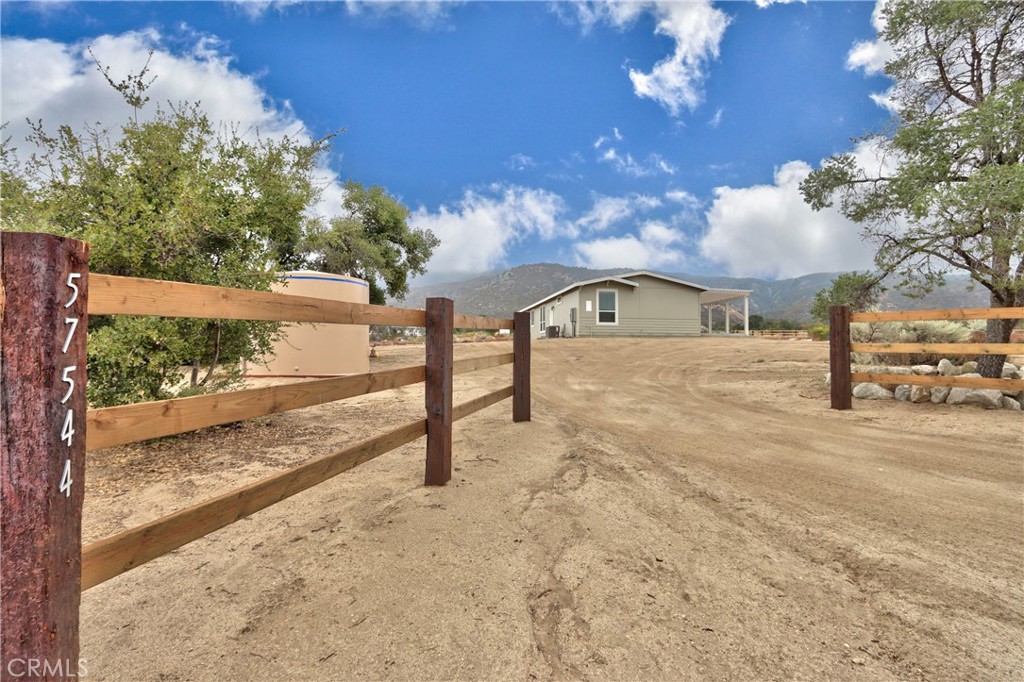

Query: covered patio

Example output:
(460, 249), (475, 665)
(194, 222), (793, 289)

(700, 288), (753, 335)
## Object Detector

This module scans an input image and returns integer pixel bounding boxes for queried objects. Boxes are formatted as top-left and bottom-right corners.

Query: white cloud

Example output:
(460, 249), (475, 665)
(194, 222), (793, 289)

(342, 1), (460, 28)
(846, 0), (897, 112)
(506, 153), (536, 171)
(846, 0), (893, 76)
(708, 107), (724, 128)
(232, 0), (304, 20)
(629, 2), (731, 115)
(575, 220), (688, 270)
(0, 30), (347, 218)
(410, 184), (567, 278)
(665, 189), (699, 206)
(754, 0), (805, 8)
(699, 158), (876, 278)
(613, 126), (623, 141)
(575, 193), (661, 234)
(566, 1), (730, 116)
(599, 147), (677, 177)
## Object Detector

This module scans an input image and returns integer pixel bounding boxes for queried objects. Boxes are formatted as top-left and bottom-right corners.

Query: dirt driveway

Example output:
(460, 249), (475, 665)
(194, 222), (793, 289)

(80, 337), (1023, 681)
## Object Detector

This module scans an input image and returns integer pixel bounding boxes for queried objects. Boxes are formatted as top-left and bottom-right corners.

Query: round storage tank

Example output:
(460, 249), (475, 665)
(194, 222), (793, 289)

(248, 271), (370, 377)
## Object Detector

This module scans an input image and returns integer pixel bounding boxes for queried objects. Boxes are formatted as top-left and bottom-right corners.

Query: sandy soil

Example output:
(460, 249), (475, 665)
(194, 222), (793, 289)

(79, 337), (1023, 681)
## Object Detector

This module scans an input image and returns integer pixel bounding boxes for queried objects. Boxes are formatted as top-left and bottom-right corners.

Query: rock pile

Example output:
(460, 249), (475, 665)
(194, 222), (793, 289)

(842, 361), (1023, 411)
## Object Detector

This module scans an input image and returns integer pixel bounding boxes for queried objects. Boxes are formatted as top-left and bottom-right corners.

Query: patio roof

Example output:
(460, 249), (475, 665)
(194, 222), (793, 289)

(699, 288), (753, 305)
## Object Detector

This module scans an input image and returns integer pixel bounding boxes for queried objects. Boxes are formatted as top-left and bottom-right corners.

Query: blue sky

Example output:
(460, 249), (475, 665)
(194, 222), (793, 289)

(1, 1), (897, 284)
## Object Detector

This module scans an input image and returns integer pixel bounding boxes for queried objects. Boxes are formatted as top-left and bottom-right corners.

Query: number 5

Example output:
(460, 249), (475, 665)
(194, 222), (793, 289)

(65, 273), (81, 308)
(61, 365), (77, 404)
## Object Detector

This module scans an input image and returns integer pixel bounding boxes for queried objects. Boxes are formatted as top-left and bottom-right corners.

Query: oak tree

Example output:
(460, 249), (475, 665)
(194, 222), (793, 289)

(801, 0), (1023, 377)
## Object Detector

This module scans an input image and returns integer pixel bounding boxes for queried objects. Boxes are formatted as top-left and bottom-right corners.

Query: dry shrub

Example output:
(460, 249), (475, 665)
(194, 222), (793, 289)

(851, 319), (985, 366)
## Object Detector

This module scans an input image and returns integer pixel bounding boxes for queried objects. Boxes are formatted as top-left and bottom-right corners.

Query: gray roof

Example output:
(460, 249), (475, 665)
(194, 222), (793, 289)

(517, 270), (713, 313)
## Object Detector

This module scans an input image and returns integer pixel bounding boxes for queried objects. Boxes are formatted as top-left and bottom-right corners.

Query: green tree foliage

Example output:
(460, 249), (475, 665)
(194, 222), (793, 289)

(810, 272), (886, 322)
(302, 181), (439, 304)
(1, 59), (329, 405)
(800, 0), (1023, 377)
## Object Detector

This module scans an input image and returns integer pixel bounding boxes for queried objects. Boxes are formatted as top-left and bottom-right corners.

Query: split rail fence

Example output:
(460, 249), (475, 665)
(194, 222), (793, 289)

(827, 304), (1024, 409)
(750, 329), (810, 339)
(0, 232), (532, 677)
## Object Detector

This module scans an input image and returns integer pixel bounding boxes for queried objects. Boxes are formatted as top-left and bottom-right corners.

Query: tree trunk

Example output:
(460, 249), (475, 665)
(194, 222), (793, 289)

(200, 321), (222, 387)
(976, 291), (1016, 378)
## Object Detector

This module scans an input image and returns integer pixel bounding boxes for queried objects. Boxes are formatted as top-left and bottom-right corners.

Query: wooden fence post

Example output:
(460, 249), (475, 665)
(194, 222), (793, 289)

(1, 232), (89, 679)
(513, 311), (531, 423)
(424, 297), (453, 486)
(829, 305), (852, 410)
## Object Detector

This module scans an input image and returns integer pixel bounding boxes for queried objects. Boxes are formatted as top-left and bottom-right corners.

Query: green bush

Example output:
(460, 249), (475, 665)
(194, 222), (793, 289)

(807, 323), (829, 341)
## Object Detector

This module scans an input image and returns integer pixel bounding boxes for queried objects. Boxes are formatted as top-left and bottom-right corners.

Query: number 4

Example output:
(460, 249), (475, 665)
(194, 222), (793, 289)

(60, 459), (72, 498)
(61, 409), (75, 447)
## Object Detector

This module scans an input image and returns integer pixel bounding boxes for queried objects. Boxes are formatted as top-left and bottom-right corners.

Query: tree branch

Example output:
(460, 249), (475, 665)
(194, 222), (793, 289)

(925, 26), (978, 108)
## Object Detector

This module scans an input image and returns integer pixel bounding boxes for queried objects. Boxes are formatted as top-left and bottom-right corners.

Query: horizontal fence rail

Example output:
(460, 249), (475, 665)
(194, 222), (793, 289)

(89, 273), (514, 330)
(850, 373), (1024, 391)
(750, 329), (809, 338)
(852, 307), (1023, 322)
(86, 353), (515, 451)
(830, 305), (1024, 409)
(850, 342), (1024, 355)
(87, 365), (425, 450)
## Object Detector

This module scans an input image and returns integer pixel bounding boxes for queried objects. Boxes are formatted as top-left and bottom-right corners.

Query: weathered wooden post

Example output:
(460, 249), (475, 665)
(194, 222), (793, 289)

(513, 311), (531, 423)
(1, 232), (89, 679)
(829, 305), (852, 410)
(424, 297), (453, 485)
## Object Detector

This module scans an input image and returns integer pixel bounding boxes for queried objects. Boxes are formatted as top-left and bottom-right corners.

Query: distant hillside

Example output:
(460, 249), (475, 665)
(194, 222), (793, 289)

(400, 264), (989, 322)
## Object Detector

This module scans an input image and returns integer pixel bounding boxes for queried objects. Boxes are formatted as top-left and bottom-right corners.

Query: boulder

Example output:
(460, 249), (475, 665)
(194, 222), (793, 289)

(853, 383), (895, 400)
(937, 359), (957, 376)
(962, 361), (978, 373)
(894, 385), (912, 401)
(946, 386), (1003, 409)
(910, 386), (932, 403)
(912, 364), (938, 375)
(1002, 396), (1022, 411)
(931, 386), (952, 404)
(1001, 363), (1022, 380)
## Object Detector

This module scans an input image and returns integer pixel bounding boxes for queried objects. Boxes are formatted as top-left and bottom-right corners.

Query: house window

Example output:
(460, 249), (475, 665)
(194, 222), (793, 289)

(596, 289), (617, 324)
(539, 306), (546, 329)
(530, 310), (535, 326)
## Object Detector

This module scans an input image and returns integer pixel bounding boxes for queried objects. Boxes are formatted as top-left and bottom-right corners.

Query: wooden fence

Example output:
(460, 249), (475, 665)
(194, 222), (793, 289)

(827, 305), (1024, 410)
(0, 232), (532, 675)
(750, 329), (809, 339)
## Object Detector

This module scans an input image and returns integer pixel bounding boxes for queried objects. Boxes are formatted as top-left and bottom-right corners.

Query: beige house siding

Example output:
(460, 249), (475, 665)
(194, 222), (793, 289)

(528, 274), (702, 338)
(531, 288), (580, 337)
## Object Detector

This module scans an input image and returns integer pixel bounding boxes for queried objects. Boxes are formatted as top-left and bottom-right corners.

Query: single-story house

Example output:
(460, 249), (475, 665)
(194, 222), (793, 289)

(517, 271), (753, 338)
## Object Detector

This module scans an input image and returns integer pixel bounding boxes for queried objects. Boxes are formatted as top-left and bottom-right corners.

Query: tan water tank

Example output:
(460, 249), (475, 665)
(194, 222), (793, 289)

(249, 271), (370, 376)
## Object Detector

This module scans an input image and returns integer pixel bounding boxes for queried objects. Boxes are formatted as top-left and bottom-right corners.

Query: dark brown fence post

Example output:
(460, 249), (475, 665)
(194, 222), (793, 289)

(424, 297), (453, 485)
(513, 311), (531, 423)
(1, 232), (89, 678)
(829, 305), (852, 410)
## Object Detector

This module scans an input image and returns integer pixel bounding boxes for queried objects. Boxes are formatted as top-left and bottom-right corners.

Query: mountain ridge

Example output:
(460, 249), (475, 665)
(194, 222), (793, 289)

(399, 263), (989, 322)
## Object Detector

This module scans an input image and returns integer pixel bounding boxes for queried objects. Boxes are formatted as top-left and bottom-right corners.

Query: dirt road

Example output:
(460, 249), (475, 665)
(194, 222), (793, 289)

(80, 338), (1023, 681)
